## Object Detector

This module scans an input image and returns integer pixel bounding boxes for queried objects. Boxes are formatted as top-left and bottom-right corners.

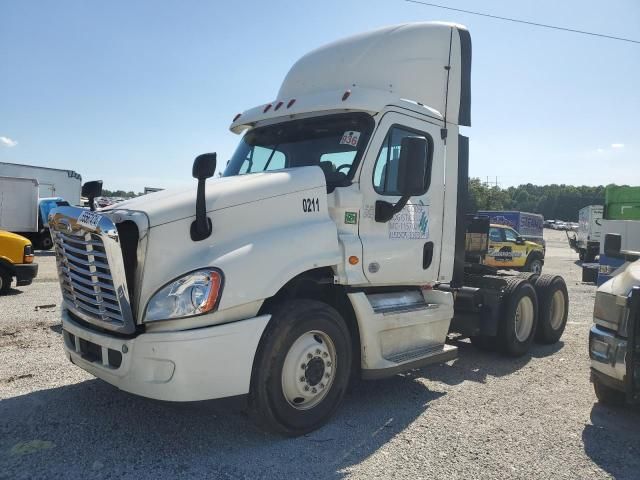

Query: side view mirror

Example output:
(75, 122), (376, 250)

(516, 236), (525, 245)
(191, 153), (216, 241)
(375, 136), (430, 222)
(81, 180), (103, 211)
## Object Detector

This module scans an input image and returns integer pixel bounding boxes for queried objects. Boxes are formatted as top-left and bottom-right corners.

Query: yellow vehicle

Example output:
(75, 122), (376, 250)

(485, 224), (545, 273)
(0, 230), (38, 294)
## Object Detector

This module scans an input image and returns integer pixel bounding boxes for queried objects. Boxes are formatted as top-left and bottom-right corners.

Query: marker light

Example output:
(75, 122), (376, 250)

(263, 103), (272, 113)
(233, 113), (242, 122)
(342, 90), (351, 101)
(287, 99), (296, 108)
(274, 101), (284, 111)
(349, 256), (359, 265)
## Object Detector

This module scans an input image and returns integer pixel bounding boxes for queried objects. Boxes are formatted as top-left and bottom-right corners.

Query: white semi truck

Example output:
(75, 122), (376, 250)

(50, 22), (569, 435)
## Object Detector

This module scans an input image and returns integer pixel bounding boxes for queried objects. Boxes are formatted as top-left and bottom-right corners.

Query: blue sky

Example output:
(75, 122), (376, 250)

(1, 0), (638, 192)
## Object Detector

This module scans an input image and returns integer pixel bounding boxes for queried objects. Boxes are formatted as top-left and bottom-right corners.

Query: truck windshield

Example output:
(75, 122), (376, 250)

(223, 112), (374, 188)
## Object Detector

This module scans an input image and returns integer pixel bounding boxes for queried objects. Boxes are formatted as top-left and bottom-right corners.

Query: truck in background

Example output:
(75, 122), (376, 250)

(0, 230), (37, 294)
(0, 176), (70, 249)
(589, 233), (640, 406)
(0, 176), (39, 233)
(568, 205), (603, 262)
(49, 23), (569, 435)
(476, 211), (544, 246)
(0, 162), (82, 205)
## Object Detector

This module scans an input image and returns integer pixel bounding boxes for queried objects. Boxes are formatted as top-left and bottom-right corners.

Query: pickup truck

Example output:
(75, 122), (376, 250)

(0, 230), (38, 294)
(484, 223), (545, 273)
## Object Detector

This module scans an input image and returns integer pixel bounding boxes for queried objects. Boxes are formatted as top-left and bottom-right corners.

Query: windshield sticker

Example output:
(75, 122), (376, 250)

(388, 204), (429, 240)
(340, 131), (361, 147)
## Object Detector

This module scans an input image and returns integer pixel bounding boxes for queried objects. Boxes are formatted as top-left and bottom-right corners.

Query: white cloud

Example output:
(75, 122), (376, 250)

(611, 143), (625, 149)
(596, 148), (605, 153)
(0, 136), (17, 147)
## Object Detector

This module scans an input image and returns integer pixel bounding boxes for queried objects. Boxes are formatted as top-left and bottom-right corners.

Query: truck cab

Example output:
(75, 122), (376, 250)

(49, 22), (568, 435)
(590, 233), (640, 406)
(0, 230), (37, 294)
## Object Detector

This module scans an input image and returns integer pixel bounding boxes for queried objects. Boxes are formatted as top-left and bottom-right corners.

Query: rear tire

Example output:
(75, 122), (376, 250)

(0, 267), (12, 294)
(578, 250), (585, 262)
(533, 274), (569, 344)
(248, 299), (352, 436)
(39, 234), (53, 250)
(497, 278), (538, 357)
(593, 377), (625, 406)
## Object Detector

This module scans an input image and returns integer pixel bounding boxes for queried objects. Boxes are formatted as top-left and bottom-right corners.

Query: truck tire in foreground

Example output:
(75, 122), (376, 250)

(593, 377), (626, 406)
(531, 274), (569, 344)
(248, 299), (352, 436)
(497, 278), (538, 357)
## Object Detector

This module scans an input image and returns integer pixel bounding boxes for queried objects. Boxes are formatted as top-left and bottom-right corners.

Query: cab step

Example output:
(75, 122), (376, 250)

(361, 343), (457, 380)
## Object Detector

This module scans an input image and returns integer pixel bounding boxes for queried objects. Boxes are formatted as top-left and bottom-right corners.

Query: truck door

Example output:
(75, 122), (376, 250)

(357, 112), (444, 284)
(485, 226), (527, 268)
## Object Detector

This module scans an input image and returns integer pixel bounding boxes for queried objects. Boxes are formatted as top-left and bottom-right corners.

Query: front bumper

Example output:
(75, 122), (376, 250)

(61, 309), (270, 401)
(589, 324), (627, 388)
(14, 263), (38, 286)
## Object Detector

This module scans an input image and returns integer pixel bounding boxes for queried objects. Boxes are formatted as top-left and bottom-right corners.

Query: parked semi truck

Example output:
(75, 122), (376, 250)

(50, 23), (569, 435)
(0, 162), (81, 205)
(568, 205), (603, 262)
(589, 233), (640, 406)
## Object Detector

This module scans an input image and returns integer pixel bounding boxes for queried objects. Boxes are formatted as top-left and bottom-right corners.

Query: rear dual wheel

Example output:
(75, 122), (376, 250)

(533, 274), (569, 344)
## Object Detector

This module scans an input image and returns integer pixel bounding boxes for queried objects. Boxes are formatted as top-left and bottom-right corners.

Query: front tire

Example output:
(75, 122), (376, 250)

(0, 267), (11, 294)
(248, 299), (352, 436)
(39, 234), (53, 250)
(593, 377), (625, 406)
(525, 253), (543, 273)
(497, 278), (538, 357)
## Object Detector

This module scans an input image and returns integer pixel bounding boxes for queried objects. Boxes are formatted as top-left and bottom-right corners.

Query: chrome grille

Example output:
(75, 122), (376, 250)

(50, 206), (135, 334)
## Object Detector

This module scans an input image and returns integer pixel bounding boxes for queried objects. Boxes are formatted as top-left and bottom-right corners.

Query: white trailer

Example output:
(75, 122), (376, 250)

(0, 162), (81, 205)
(0, 176), (39, 232)
(49, 22), (569, 436)
(570, 205), (603, 261)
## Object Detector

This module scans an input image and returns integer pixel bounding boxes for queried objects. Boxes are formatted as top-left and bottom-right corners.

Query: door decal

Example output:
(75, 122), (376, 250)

(388, 202), (429, 240)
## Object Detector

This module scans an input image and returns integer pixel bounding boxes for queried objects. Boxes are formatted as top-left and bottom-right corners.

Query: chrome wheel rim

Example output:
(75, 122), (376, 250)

(549, 290), (565, 330)
(514, 296), (535, 342)
(281, 330), (336, 410)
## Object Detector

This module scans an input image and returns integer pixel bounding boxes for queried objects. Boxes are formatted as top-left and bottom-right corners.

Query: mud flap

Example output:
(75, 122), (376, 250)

(627, 287), (640, 404)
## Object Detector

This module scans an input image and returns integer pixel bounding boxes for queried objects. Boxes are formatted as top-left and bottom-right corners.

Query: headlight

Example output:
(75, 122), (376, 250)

(145, 268), (223, 322)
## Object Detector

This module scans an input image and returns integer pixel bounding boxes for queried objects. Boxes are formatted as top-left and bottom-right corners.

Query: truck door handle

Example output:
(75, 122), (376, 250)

(423, 241), (434, 269)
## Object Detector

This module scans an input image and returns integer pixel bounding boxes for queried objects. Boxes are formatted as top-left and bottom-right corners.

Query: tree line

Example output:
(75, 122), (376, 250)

(467, 179), (614, 221)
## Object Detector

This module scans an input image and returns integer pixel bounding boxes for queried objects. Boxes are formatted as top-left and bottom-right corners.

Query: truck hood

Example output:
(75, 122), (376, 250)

(599, 259), (640, 297)
(105, 167), (327, 227)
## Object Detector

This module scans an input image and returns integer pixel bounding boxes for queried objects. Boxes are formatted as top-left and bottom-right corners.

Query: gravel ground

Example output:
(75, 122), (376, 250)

(1, 230), (639, 479)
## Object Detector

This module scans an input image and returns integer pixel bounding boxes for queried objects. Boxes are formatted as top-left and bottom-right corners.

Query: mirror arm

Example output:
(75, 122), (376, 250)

(375, 195), (411, 223)
(190, 177), (212, 241)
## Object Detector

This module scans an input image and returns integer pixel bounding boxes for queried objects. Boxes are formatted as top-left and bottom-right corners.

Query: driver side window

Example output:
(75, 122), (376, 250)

(504, 229), (518, 242)
(489, 227), (503, 242)
(373, 126), (431, 196)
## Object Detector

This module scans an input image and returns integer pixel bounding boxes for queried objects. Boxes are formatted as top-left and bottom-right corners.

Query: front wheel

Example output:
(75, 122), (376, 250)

(248, 299), (352, 436)
(593, 377), (625, 406)
(0, 267), (11, 294)
(39, 234), (53, 250)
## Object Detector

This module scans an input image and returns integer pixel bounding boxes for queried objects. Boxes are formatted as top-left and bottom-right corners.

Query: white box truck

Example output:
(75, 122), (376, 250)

(0, 162), (81, 205)
(49, 22), (569, 435)
(0, 176), (39, 232)
(569, 205), (603, 262)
